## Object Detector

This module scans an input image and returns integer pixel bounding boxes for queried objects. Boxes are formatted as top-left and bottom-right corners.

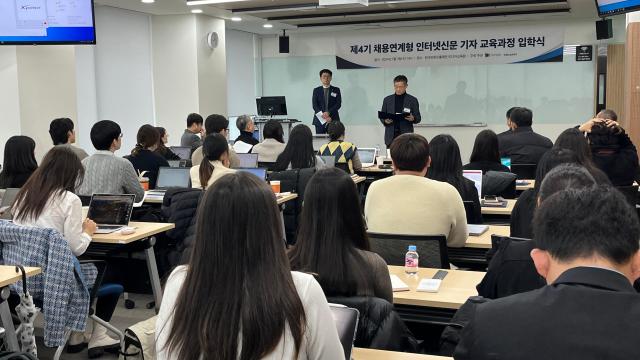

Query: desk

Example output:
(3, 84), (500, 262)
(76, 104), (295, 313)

(353, 348), (451, 360)
(145, 191), (299, 205)
(357, 166), (394, 174)
(389, 266), (484, 325)
(0, 266), (41, 351)
(92, 222), (175, 311)
(465, 225), (510, 249)
(448, 226), (510, 266)
(276, 193), (298, 205)
(144, 191), (164, 204)
(516, 179), (535, 191)
(481, 199), (516, 216)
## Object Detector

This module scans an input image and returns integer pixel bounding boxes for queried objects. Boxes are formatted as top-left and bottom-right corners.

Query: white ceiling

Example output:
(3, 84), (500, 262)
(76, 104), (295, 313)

(94, 0), (602, 35)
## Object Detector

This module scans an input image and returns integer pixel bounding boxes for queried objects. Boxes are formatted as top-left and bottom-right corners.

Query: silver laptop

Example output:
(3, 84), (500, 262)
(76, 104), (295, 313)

(87, 194), (135, 234)
(463, 170), (483, 200)
(236, 168), (268, 181)
(356, 148), (377, 168)
(235, 153), (259, 169)
(148, 167), (191, 195)
(330, 304), (359, 360)
(0, 188), (20, 220)
(169, 146), (191, 160)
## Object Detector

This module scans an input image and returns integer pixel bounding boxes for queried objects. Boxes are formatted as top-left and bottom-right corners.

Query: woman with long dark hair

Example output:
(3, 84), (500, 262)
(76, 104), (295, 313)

(553, 128), (610, 184)
(125, 125), (169, 189)
(464, 130), (510, 174)
(289, 168), (392, 302)
(274, 124), (323, 171)
(190, 133), (235, 189)
(251, 119), (286, 163)
(0, 136), (38, 189)
(156, 172), (343, 359)
(427, 134), (481, 223)
(154, 127), (181, 161)
(12, 146), (120, 356)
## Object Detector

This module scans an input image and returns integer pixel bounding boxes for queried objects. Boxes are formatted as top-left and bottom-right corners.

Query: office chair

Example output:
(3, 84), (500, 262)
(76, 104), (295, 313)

(510, 163), (537, 180)
(367, 232), (450, 269)
(463, 201), (483, 224)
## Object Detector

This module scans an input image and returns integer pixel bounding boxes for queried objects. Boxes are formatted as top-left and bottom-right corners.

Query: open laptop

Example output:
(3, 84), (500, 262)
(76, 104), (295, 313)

(357, 148), (377, 168)
(236, 168), (268, 181)
(329, 304), (359, 360)
(169, 146), (192, 160)
(148, 167), (191, 195)
(0, 188), (20, 220)
(235, 153), (259, 169)
(87, 194), (135, 234)
(463, 170), (483, 200)
(167, 159), (188, 168)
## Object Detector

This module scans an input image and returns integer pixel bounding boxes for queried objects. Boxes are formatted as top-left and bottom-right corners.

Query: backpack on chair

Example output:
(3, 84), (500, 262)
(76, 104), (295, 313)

(119, 316), (157, 360)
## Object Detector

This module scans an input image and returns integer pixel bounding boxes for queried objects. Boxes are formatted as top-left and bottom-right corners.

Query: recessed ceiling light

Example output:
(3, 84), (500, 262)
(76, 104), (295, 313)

(263, 23), (273, 28)
(141, 0), (154, 3)
(191, 9), (203, 13)
(231, 17), (242, 22)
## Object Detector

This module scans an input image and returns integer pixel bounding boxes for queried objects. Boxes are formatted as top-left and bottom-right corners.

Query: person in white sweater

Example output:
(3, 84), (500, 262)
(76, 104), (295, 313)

(190, 133), (236, 190)
(365, 133), (468, 248)
(156, 172), (343, 360)
(251, 119), (287, 163)
(11, 146), (120, 357)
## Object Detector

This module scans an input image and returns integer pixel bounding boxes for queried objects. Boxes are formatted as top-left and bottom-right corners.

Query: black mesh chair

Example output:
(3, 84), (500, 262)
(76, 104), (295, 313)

(615, 185), (639, 208)
(367, 232), (449, 269)
(463, 201), (483, 224)
(510, 163), (537, 180)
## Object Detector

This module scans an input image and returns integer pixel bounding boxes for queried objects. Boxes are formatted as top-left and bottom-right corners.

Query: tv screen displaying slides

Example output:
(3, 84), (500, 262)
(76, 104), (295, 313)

(0, 0), (96, 45)
(596, 0), (640, 17)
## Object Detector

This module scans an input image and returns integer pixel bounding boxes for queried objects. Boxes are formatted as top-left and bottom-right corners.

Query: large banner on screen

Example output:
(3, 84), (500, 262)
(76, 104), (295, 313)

(335, 25), (564, 69)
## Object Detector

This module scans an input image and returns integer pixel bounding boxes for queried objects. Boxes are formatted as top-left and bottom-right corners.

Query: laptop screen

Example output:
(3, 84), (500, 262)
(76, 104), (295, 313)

(236, 153), (259, 169)
(237, 168), (267, 181)
(87, 194), (135, 225)
(357, 148), (377, 165)
(463, 170), (483, 199)
(170, 146), (192, 160)
(500, 157), (511, 170)
(156, 167), (190, 189)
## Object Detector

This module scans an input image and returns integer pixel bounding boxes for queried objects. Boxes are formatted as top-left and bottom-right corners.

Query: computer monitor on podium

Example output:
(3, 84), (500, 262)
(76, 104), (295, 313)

(256, 97), (287, 116)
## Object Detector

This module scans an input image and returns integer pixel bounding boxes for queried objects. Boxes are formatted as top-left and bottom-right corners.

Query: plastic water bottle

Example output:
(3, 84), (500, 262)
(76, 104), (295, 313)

(405, 245), (419, 275)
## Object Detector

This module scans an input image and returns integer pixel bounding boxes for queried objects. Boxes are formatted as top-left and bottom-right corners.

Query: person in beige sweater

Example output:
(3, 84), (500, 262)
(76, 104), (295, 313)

(364, 133), (468, 248)
(191, 114), (240, 168)
(191, 134), (236, 190)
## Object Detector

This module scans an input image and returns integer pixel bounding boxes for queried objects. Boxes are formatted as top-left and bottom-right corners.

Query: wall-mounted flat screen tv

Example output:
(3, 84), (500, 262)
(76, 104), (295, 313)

(596, 0), (640, 17)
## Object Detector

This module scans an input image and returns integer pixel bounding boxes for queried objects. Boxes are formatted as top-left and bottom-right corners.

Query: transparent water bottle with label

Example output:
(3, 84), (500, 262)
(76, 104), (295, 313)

(405, 245), (419, 275)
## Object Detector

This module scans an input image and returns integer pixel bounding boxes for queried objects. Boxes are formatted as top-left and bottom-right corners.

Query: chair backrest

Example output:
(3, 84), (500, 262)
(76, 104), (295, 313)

(329, 305), (359, 360)
(482, 171), (517, 199)
(463, 201), (482, 225)
(258, 161), (277, 171)
(510, 163), (536, 180)
(367, 232), (449, 269)
(487, 234), (531, 263)
(615, 185), (639, 207)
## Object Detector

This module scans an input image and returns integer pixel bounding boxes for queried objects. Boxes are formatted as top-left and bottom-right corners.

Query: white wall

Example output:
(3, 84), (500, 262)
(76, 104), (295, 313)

(0, 47), (21, 164)
(226, 29), (258, 116)
(196, 15), (228, 118)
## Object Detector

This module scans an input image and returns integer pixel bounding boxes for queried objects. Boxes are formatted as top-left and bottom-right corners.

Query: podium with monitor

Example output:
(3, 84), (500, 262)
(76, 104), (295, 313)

(254, 96), (300, 141)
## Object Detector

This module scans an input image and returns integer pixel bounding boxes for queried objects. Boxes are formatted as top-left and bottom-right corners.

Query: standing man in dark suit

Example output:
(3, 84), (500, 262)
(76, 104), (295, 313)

(454, 185), (640, 360)
(380, 75), (421, 147)
(312, 69), (341, 134)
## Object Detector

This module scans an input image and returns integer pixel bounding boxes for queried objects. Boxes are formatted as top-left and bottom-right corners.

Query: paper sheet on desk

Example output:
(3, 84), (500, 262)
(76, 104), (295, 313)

(391, 274), (409, 292)
(315, 111), (327, 124)
(233, 141), (253, 154)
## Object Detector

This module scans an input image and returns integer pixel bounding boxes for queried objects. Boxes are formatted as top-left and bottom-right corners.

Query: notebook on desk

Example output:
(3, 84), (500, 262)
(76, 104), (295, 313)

(87, 194), (135, 234)
(468, 224), (489, 236)
(390, 274), (409, 292)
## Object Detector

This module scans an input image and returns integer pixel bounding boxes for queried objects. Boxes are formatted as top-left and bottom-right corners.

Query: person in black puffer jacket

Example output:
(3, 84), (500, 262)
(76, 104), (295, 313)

(161, 188), (203, 268)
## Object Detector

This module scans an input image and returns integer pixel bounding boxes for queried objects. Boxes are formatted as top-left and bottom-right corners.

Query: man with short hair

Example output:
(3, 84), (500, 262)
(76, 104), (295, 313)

(233, 115), (259, 153)
(497, 107), (552, 164)
(77, 120), (145, 202)
(191, 114), (240, 167)
(180, 113), (204, 151)
(380, 75), (421, 147)
(497, 107), (518, 136)
(312, 69), (341, 134)
(454, 185), (640, 360)
(49, 117), (89, 160)
(364, 133), (467, 247)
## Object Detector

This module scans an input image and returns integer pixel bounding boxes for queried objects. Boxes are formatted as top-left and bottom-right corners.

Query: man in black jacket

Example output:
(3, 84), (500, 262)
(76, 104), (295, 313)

(497, 107), (552, 164)
(312, 69), (341, 134)
(455, 185), (640, 360)
(380, 75), (421, 147)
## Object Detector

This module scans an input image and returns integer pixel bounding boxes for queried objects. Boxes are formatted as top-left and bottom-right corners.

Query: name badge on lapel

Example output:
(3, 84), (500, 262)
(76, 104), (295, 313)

(403, 108), (411, 114)
(331, 92), (337, 98)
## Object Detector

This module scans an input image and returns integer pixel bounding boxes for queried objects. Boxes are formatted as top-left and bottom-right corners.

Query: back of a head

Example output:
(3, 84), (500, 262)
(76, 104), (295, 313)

(90, 120), (121, 151)
(390, 133), (430, 172)
(49, 118), (74, 145)
(235, 115), (252, 132)
(202, 133), (228, 161)
(275, 124), (315, 170)
(538, 164), (596, 203)
(510, 107), (533, 127)
(133, 125), (160, 155)
(427, 134), (463, 185)
(327, 121), (345, 142)
(394, 75), (408, 84)
(533, 148), (580, 193)
(263, 120), (284, 143)
(167, 172), (305, 359)
(186, 113), (203, 128)
(588, 122), (624, 148)
(204, 114), (229, 136)
(596, 109), (618, 122)
(2, 136), (37, 174)
(533, 185), (640, 265)
(506, 107), (518, 120)
(553, 128), (592, 165)
(469, 129), (500, 163)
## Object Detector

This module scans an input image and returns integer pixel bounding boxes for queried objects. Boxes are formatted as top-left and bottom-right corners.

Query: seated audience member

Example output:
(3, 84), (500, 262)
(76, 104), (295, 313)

(12, 146), (120, 355)
(251, 119), (286, 163)
(49, 117), (89, 160)
(319, 121), (362, 173)
(191, 114), (240, 168)
(365, 134), (467, 247)
(156, 172), (343, 360)
(180, 113), (204, 152)
(428, 134), (481, 224)
(125, 125), (169, 189)
(455, 185), (640, 360)
(477, 164), (596, 299)
(553, 127), (610, 184)
(77, 120), (145, 202)
(464, 130), (510, 174)
(190, 134), (235, 190)
(497, 107), (552, 165)
(289, 168), (392, 303)
(154, 127), (181, 161)
(0, 136), (38, 189)
(274, 124), (324, 171)
(497, 107), (517, 137)
(579, 110), (640, 186)
(233, 115), (259, 152)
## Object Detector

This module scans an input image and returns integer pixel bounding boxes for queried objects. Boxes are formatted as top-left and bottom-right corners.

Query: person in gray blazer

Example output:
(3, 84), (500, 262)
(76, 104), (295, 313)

(380, 75), (421, 147)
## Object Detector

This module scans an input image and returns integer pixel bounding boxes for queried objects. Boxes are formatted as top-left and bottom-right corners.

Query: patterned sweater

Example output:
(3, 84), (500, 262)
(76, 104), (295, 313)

(77, 150), (145, 202)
